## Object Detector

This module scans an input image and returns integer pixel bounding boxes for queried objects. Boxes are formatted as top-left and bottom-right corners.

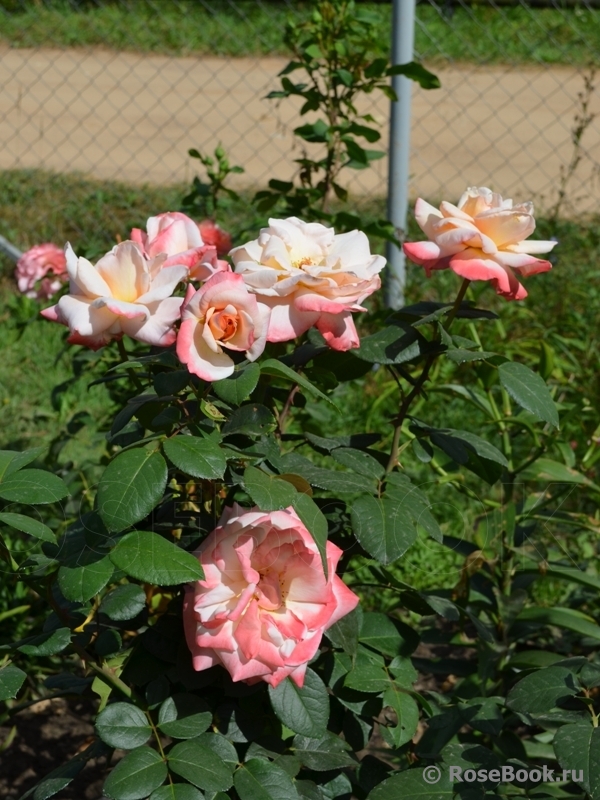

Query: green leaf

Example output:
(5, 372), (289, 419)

(292, 733), (355, 771)
(168, 739), (233, 792)
(429, 429), (507, 484)
(351, 494), (417, 564)
(0, 663), (26, 700)
(260, 359), (338, 410)
(498, 361), (559, 428)
(110, 531), (204, 585)
(0, 512), (55, 543)
(100, 584), (146, 621)
(387, 61), (441, 90)
(268, 668), (329, 737)
(194, 732), (238, 769)
(515, 606), (600, 641)
(344, 650), (391, 693)
(58, 556), (114, 603)
(15, 628), (71, 656)
(331, 448), (384, 480)
(213, 362), (261, 405)
(506, 666), (579, 715)
(96, 702), (152, 749)
(0, 446), (45, 481)
(103, 746), (168, 800)
(382, 686), (420, 747)
(353, 324), (425, 365)
(520, 457), (598, 488)
(553, 722), (600, 797)
(163, 436), (226, 480)
(243, 466), (297, 511)
(149, 786), (204, 800)
(98, 449), (168, 532)
(290, 493), (328, 575)
(359, 612), (413, 658)
(234, 758), (299, 800)
(222, 404), (277, 437)
(385, 473), (442, 542)
(158, 694), (212, 739)
(0, 469), (69, 504)
(367, 767), (452, 800)
(326, 606), (361, 656)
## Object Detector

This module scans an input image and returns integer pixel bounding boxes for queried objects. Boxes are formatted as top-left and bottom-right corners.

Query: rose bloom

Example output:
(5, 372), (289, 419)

(230, 217), (385, 351)
(177, 272), (269, 381)
(199, 219), (233, 257)
(403, 187), (556, 301)
(183, 503), (359, 687)
(15, 243), (67, 299)
(41, 241), (187, 349)
(131, 211), (230, 282)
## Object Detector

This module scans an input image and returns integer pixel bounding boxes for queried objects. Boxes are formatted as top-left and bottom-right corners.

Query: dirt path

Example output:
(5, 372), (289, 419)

(1, 46), (599, 211)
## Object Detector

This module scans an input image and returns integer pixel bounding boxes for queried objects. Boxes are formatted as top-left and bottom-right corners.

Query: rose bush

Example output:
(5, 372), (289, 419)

(183, 503), (359, 688)
(403, 186), (556, 300)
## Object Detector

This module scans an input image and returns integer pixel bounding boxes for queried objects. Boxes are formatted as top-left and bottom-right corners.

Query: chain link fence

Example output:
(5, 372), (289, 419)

(0, 0), (599, 214)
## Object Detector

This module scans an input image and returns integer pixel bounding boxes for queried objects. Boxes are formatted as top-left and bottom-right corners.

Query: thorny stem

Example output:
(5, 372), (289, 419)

(385, 279), (471, 473)
(278, 384), (299, 435)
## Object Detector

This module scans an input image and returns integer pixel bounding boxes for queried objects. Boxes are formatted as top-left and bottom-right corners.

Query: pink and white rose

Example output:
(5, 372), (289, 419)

(176, 272), (269, 381)
(230, 217), (385, 351)
(41, 241), (186, 350)
(199, 219), (233, 257)
(131, 211), (230, 282)
(15, 243), (67, 299)
(403, 187), (556, 301)
(183, 503), (359, 688)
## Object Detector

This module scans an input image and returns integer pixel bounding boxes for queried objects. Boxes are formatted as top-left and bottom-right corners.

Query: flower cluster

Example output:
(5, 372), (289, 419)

(41, 213), (386, 377)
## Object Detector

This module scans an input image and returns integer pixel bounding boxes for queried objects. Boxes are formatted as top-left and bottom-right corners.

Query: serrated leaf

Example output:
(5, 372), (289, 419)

(359, 612), (413, 657)
(158, 694), (212, 739)
(222, 404), (277, 437)
(331, 448), (384, 480)
(0, 447), (45, 481)
(290, 493), (328, 576)
(58, 556), (114, 603)
(213, 362), (261, 405)
(100, 584), (146, 621)
(149, 786), (204, 800)
(234, 757), (299, 800)
(194, 732), (238, 769)
(353, 324), (425, 365)
(367, 767), (452, 800)
(515, 606), (600, 642)
(14, 628), (71, 656)
(0, 469), (69, 504)
(506, 666), (579, 715)
(0, 663), (26, 700)
(387, 60), (441, 89)
(97, 449), (167, 532)
(96, 702), (152, 749)
(110, 531), (203, 585)
(382, 686), (420, 747)
(268, 668), (329, 737)
(243, 466), (297, 511)
(326, 606), (361, 656)
(168, 739), (233, 792)
(351, 494), (417, 564)
(0, 512), (55, 543)
(261, 359), (338, 410)
(292, 733), (355, 771)
(553, 722), (600, 797)
(384, 473), (442, 542)
(498, 361), (559, 428)
(163, 436), (226, 480)
(103, 746), (167, 800)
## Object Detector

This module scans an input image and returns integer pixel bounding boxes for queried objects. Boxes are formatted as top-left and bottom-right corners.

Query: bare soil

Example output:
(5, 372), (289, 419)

(1, 47), (599, 211)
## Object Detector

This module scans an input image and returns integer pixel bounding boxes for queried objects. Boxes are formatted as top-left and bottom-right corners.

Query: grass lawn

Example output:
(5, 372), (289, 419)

(0, 0), (598, 65)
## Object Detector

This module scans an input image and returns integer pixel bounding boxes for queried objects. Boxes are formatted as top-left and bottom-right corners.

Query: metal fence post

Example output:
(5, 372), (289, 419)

(385, 0), (416, 310)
